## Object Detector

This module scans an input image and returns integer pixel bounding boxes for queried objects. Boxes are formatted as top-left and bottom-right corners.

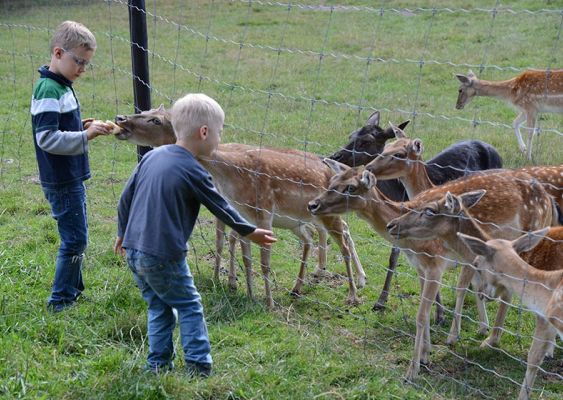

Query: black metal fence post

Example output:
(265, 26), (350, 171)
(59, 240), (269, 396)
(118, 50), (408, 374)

(128, 0), (152, 161)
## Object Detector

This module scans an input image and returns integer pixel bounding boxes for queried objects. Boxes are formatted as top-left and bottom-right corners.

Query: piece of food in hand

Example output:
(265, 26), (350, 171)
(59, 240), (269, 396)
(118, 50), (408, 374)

(104, 120), (122, 134)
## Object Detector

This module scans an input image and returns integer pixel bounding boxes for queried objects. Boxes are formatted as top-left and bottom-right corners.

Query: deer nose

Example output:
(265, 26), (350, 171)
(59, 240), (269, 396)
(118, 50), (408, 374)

(115, 115), (127, 123)
(308, 200), (320, 214)
(386, 221), (398, 236)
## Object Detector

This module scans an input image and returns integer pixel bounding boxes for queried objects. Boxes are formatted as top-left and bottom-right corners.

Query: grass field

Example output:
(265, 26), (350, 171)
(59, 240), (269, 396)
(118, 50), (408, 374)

(1, 0), (562, 399)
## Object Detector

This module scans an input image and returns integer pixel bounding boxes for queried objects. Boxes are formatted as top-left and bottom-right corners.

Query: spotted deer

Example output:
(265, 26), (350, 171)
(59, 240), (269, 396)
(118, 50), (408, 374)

(308, 164), (555, 380)
(458, 230), (563, 400)
(455, 69), (563, 160)
(368, 124), (563, 219)
(386, 190), (561, 349)
(114, 107), (366, 308)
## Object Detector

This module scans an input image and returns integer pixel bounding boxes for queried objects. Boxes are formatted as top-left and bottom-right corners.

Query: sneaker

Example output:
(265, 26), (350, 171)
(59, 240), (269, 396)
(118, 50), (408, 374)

(47, 301), (76, 313)
(185, 361), (212, 378)
(144, 362), (175, 374)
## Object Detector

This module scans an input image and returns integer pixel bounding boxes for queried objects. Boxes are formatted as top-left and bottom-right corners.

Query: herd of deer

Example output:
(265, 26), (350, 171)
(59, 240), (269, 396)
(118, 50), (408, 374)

(113, 69), (562, 399)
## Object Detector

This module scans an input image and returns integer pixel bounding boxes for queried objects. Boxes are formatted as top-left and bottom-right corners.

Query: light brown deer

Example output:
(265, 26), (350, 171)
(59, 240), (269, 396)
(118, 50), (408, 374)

(386, 190), (561, 348)
(458, 230), (563, 400)
(114, 107), (366, 308)
(455, 69), (563, 160)
(367, 124), (563, 213)
(308, 164), (554, 380)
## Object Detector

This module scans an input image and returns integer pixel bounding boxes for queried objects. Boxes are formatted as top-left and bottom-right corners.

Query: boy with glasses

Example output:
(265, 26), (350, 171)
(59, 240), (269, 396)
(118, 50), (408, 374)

(31, 20), (112, 313)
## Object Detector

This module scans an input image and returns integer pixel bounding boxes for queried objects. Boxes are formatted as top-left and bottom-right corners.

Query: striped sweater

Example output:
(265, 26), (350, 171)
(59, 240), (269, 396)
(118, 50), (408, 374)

(31, 65), (90, 188)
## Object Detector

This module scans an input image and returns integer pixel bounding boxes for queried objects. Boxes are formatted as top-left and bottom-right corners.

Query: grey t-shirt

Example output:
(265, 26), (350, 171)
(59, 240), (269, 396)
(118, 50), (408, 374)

(118, 144), (255, 260)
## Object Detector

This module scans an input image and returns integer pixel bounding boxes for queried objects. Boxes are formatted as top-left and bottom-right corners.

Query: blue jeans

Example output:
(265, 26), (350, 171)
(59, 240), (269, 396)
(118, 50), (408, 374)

(42, 182), (88, 306)
(126, 249), (212, 369)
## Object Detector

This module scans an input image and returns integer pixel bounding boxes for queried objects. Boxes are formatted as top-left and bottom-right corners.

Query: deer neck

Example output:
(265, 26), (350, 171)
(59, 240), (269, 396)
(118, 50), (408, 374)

(496, 254), (563, 311)
(357, 188), (404, 240)
(446, 213), (492, 260)
(399, 158), (434, 199)
(474, 78), (515, 102)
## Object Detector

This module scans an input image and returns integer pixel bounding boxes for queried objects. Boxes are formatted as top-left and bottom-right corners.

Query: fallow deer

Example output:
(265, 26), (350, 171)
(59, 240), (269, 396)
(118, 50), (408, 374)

(458, 230), (563, 400)
(308, 164), (554, 380)
(114, 107), (366, 308)
(369, 124), (563, 223)
(386, 190), (561, 348)
(455, 69), (563, 160)
(335, 117), (502, 312)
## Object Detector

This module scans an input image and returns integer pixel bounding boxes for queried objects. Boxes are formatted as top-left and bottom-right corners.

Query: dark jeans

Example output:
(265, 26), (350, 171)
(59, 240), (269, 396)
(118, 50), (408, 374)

(126, 249), (212, 369)
(42, 182), (87, 306)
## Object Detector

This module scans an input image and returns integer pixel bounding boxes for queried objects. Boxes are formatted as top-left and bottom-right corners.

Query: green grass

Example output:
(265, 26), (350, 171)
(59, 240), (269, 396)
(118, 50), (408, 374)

(1, 0), (562, 399)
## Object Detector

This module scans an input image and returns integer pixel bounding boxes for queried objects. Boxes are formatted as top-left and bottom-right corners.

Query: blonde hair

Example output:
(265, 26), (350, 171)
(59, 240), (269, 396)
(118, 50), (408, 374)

(171, 93), (225, 140)
(51, 21), (97, 52)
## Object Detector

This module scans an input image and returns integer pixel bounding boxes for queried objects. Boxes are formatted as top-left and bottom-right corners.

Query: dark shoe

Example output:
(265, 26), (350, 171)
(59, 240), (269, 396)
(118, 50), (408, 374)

(144, 362), (174, 374)
(47, 301), (76, 313)
(185, 361), (212, 378)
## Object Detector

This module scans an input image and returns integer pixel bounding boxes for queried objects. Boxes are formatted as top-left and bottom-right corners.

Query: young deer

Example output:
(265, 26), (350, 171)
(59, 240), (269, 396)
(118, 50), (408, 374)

(386, 190), (560, 348)
(114, 107), (366, 308)
(458, 230), (563, 400)
(455, 69), (563, 160)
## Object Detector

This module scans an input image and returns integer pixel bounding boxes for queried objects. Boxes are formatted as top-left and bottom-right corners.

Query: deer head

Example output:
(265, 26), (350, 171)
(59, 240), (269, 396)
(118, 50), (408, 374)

(114, 104), (176, 147)
(455, 69), (478, 109)
(386, 190), (486, 240)
(365, 122), (424, 180)
(328, 111), (410, 166)
(308, 160), (376, 215)
(458, 228), (549, 300)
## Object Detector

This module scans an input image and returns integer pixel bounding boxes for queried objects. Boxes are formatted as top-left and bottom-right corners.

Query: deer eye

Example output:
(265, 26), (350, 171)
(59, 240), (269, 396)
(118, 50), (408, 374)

(423, 208), (435, 216)
(458, 89), (463, 93)
(149, 118), (162, 125)
(345, 185), (357, 194)
(394, 153), (406, 159)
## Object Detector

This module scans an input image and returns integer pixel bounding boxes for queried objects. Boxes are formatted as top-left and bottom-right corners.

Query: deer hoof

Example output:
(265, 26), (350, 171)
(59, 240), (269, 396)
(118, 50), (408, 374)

(372, 301), (386, 312)
(356, 275), (367, 288)
(446, 333), (458, 346)
(289, 289), (302, 298)
(404, 362), (420, 382)
(477, 324), (489, 336)
(312, 267), (332, 278)
(346, 295), (362, 306)
(480, 336), (499, 349)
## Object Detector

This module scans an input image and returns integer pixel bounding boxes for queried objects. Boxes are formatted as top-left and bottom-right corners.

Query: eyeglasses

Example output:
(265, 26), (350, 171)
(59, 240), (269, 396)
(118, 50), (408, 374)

(61, 48), (90, 68)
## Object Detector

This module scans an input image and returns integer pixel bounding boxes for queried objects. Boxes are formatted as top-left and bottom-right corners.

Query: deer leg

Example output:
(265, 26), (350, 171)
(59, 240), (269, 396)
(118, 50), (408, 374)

(518, 317), (555, 400)
(227, 230), (239, 290)
(342, 221), (366, 288)
(323, 216), (360, 305)
(373, 247), (400, 311)
(524, 111), (538, 161)
(481, 291), (512, 349)
(214, 219), (227, 280)
(290, 226), (313, 297)
(406, 268), (443, 381)
(259, 244), (274, 309)
(239, 237), (254, 299)
(512, 111), (527, 154)
(311, 227), (329, 277)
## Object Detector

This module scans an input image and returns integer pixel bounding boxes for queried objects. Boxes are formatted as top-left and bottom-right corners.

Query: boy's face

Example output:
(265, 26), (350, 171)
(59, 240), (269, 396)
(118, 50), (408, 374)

(50, 46), (94, 82)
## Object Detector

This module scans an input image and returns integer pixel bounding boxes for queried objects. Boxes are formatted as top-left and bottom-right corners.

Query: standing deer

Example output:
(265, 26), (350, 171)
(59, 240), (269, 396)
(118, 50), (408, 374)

(455, 69), (563, 160)
(386, 189), (561, 348)
(114, 107), (366, 308)
(333, 116), (502, 312)
(458, 230), (563, 400)
(308, 164), (555, 380)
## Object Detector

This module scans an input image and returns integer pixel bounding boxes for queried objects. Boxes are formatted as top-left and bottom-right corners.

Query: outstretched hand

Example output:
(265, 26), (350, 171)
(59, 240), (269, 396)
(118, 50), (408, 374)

(86, 120), (112, 140)
(113, 236), (125, 257)
(245, 228), (277, 246)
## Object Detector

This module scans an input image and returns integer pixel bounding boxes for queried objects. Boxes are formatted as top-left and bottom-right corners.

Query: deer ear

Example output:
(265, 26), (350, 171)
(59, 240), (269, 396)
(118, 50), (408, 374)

(412, 139), (424, 156)
(455, 74), (470, 85)
(512, 228), (549, 254)
(389, 121), (407, 138)
(398, 120), (410, 130)
(457, 233), (494, 258)
(459, 190), (486, 209)
(323, 158), (349, 174)
(157, 104), (166, 112)
(367, 111), (380, 126)
(360, 169), (377, 189)
(467, 69), (476, 78)
(444, 191), (460, 213)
